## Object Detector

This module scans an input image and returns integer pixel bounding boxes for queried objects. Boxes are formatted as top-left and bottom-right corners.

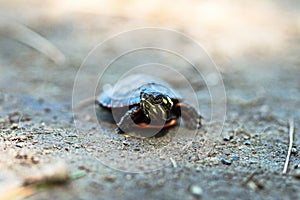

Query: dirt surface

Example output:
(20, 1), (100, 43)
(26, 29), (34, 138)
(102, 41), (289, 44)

(1, 1), (300, 200)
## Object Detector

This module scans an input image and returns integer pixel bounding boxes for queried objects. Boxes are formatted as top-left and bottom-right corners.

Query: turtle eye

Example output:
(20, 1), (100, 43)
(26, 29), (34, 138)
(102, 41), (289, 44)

(156, 95), (170, 104)
(154, 95), (164, 103)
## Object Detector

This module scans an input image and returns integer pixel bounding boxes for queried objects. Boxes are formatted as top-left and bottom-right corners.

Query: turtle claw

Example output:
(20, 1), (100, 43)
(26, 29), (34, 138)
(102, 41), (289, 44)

(174, 102), (202, 130)
(115, 127), (125, 134)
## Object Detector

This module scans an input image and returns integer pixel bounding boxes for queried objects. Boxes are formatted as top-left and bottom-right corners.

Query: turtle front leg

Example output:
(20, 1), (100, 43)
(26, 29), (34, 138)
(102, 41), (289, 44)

(174, 102), (202, 129)
(116, 106), (144, 133)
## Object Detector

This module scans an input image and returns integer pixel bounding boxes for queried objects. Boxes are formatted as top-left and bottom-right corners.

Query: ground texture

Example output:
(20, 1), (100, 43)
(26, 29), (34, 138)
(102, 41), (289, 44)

(0, 1), (300, 199)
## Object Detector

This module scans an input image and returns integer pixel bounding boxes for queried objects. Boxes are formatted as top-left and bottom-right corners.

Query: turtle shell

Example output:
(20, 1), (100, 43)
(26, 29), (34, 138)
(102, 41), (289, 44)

(97, 74), (181, 108)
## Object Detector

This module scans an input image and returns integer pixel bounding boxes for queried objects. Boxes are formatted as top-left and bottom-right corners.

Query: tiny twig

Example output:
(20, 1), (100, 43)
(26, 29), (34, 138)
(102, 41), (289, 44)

(0, 17), (65, 65)
(282, 118), (294, 175)
(180, 141), (193, 152)
(170, 157), (177, 168)
(243, 171), (258, 185)
(1, 185), (34, 200)
(74, 97), (97, 110)
(242, 171), (264, 190)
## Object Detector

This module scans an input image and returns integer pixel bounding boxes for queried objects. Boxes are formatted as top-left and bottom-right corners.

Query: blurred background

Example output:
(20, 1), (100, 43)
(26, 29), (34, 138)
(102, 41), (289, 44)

(0, 2), (299, 199)
(0, 0), (299, 104)
(0, 0), (300, 199)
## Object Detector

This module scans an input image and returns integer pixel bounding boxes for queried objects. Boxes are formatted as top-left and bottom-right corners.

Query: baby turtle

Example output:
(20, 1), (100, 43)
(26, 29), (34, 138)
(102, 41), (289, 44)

(96, 75), (201, 136)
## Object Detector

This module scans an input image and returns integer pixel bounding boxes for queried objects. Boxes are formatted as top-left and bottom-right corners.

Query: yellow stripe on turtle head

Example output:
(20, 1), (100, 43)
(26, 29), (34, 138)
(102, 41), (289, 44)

(163, 98), (168, 104)
(167, 97), (173, 106)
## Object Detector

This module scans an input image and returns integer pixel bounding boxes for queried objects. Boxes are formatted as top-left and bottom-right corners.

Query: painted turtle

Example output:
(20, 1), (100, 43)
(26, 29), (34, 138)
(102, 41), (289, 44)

(96, 75), (201, 136)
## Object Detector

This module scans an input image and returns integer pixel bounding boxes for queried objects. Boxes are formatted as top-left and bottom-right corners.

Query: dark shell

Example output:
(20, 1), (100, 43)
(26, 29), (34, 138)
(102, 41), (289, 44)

(97, 75), (181, 108)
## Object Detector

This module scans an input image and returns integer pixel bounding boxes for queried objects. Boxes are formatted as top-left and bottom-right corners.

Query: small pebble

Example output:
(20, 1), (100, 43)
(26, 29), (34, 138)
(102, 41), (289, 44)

(221, 158), (232, 165)
(196, 166), (201, 172)
(223, 135), (232, 141)
(133, 146), (140, 151)
(68, 134), (78, 138)
(224, 149), (231, 155)
(247, 181), (257, 191)
(16, 142), (24, 148)
(10, 123), (18, 129)
(78, 165), (90, 172)
(31, 156), (40, 164)
(259, 105), (269, 113)
(44, 107), (51, 113)
(208, 157), (219, 165)
(294, 164), (300, 169)
(231, 155), (240, 161)
(125, 174), (132, 180)
(15, 150), (28, 159)
(85, 148), (93, 152)
(44, 129), (53, 134)
(243, 140), (251, 145)
(159, 156), (165, 160)
(38, 98), (45, 104)
(54, 145), (62, 150)
(292, 169), (300, 179)
(242, 135), (250, 140)
(291, 147), (297, 155)
(31, 140), (39, 144)
(122, 141), (131, 146)
(249, 159), (258, 164)
(19, 135), (27, 141)
(44, 150), (51, 154)
(103, 174), (116, 182)
(189, 184), (203, 198)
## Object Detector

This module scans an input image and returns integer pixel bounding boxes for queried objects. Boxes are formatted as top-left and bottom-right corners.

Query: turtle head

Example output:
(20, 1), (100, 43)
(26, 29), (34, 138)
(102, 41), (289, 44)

(140, 88), (174, 122)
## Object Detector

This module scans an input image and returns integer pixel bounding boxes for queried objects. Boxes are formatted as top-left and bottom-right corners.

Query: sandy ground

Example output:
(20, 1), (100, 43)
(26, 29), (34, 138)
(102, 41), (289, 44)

(0, 1), (300, 199)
